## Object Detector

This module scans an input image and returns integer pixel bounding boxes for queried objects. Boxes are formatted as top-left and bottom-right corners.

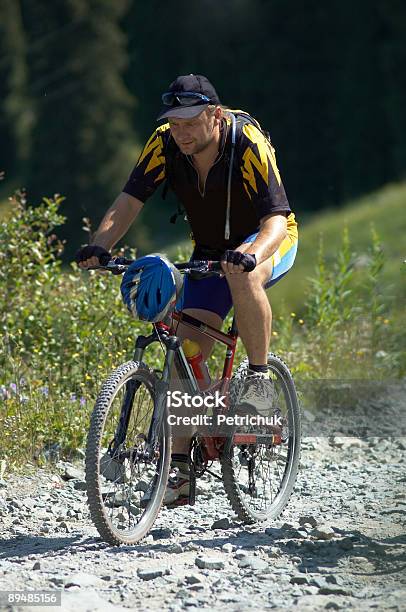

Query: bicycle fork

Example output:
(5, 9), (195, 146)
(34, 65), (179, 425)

(136, 332), (197, 462)
(110, 328), (174, 464)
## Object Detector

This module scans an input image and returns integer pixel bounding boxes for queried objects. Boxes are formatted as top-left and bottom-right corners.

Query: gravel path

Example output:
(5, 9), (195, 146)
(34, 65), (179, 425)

(1, 386), (405, 611)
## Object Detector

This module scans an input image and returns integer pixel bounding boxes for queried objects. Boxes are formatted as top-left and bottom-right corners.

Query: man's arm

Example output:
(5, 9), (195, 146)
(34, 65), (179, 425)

(77, 125), (168, 268)
(221, 213), (287, 274)
(78, 192), (143, 268)
(238, 213), (287, 264)
(92, 192), (143, 250)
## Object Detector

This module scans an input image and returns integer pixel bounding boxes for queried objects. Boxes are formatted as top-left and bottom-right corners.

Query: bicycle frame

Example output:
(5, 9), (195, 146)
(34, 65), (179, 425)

(105, 258), (282, 466)
(171, 309), (239, 381)
(128, 308), (239, 461)
(115, 306), (282, 464)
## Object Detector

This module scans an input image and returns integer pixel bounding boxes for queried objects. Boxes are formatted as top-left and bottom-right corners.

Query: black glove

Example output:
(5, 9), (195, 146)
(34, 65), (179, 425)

(75, 244), (111, 266)
(222, 250), (257, 272)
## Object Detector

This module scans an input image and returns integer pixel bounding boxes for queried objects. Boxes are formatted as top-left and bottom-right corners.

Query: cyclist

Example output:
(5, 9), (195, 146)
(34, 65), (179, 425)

(76, 74), (298, 506)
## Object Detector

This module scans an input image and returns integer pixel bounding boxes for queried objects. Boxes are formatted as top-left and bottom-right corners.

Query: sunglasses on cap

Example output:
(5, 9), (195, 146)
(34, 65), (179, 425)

(161, 91), (211, 106)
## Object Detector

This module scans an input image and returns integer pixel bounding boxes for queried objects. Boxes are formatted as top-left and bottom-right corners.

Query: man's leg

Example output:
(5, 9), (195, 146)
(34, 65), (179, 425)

(224, 254), (276, 416)
(225, 256), (274, 365)
(171, 307), (223, 455)
(155, 308), (223, 506)
(141, 307), (224, 507)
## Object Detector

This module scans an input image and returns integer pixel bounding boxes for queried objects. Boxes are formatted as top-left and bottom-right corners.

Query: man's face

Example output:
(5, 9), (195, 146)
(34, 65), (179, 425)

(168, 109), (217, 155)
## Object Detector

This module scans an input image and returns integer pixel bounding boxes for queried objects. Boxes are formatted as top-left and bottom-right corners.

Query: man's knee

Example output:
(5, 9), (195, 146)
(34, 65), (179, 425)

(226, 266), (269, 290)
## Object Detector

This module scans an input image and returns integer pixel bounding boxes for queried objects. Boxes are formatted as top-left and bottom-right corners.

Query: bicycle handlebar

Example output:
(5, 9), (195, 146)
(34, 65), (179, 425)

(175, 260), (223, 272)
(85, 257), (223, 276)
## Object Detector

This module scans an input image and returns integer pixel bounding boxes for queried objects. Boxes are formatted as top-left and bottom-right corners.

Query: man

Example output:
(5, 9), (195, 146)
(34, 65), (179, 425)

(76, 74), (298, 506)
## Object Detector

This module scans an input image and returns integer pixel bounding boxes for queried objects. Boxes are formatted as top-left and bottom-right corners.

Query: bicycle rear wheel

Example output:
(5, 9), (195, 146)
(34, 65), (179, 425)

(85, 361), (171, 545)
(220, 352), (301, 524)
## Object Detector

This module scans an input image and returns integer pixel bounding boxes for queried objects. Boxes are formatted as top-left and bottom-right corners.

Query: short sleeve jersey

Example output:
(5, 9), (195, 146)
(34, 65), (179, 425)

(123, 111), (295, 252)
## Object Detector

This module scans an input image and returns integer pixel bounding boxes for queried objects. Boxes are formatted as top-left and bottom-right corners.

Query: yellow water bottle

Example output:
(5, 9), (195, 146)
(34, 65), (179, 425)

(182, 339), (211, 390)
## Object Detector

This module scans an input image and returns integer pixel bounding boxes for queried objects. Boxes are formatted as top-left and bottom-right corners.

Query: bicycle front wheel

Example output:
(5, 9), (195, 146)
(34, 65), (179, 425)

(85, 361), (171, 545)
(220, 352), (301, 524)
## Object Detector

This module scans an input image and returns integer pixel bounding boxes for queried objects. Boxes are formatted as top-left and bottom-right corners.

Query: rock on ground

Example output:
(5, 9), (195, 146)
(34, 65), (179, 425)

(0, 383), (405, 611)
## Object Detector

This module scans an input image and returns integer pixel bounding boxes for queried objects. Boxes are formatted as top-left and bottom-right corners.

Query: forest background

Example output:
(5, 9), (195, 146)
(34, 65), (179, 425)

(1, 0), (405, 258)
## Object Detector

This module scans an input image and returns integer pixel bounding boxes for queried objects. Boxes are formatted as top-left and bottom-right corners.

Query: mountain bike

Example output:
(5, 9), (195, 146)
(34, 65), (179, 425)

(84, 257), (301, 545)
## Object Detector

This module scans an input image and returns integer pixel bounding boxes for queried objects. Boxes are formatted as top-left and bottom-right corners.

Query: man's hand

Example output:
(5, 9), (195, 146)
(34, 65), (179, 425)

(221, 250), (256, 274)
(75, 245), (111, 268)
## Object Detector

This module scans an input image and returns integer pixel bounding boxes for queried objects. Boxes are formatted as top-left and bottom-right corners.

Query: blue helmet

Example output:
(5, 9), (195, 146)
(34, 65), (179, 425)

(120, 254), (183, 322)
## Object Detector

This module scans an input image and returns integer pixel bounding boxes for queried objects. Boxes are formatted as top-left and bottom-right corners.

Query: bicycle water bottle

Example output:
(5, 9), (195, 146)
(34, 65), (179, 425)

(182, 339), (211, 391)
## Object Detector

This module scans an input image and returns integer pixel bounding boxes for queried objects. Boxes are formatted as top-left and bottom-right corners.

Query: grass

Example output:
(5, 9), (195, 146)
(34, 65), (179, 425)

(269, 182), (406, 317)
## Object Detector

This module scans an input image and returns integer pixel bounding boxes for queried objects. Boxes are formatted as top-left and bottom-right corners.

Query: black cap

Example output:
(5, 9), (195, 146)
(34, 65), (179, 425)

(157, 74), (221, 121)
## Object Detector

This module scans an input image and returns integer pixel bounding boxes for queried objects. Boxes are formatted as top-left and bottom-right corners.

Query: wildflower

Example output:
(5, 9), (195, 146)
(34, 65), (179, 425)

(290, 312), (296, 318)
(0, 385), (9, 399)
(39, 386), (49, 397)
(272, 331), (278, 336)
(9, 383), (17, 393)
(299, 319), (304, 325)
(70, 393), (77, 402)
(80, 397), (86, 407)
(383, 319), (389, 325)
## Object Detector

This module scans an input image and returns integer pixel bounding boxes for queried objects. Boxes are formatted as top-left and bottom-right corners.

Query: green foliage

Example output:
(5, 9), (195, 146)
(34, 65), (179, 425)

(0, 192), (161, 467)
(305, 227), (354, 329)
(0, 194), (403, 468)
(268, 182), (406, 318)
(270, 225), (403, 381)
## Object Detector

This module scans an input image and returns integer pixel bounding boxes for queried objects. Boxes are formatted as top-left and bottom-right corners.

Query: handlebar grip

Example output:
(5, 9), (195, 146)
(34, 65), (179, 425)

(99, 253), (112, 266)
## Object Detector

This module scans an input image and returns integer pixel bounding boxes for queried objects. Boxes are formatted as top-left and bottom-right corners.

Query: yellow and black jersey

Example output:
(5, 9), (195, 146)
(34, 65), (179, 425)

(123, 111), (297, 253)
